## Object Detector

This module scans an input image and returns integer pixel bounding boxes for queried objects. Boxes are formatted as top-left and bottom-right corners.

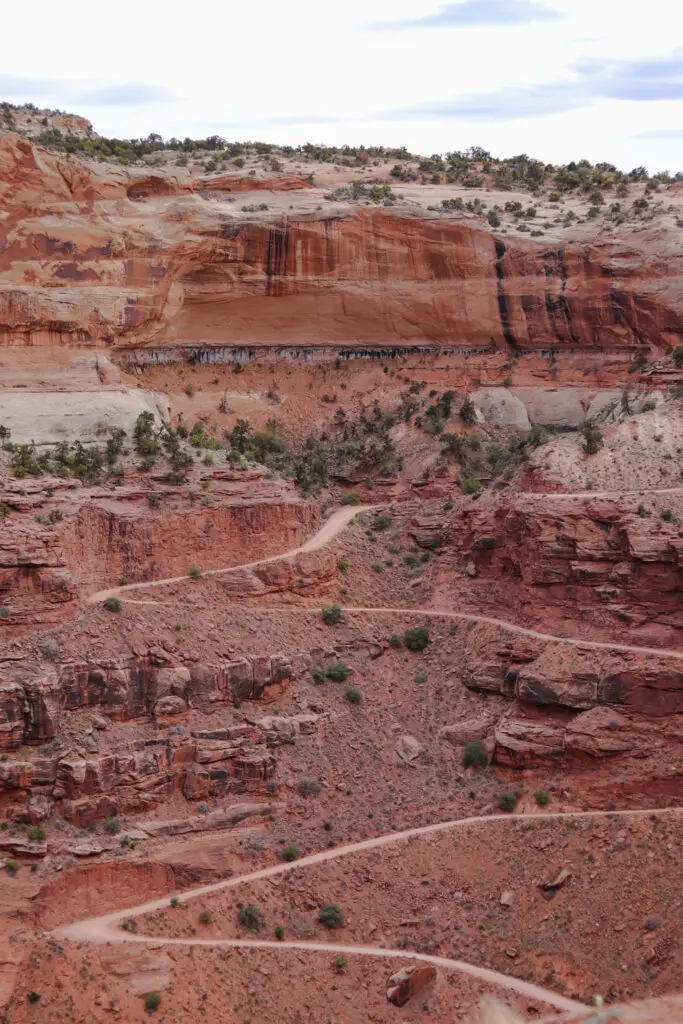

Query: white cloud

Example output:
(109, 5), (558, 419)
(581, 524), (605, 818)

(1, 0), (682, 170)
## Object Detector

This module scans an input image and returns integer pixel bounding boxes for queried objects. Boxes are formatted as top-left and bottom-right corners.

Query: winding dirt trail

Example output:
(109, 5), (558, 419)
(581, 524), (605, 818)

(54, 807), (682, 1017)
(88, 504), (380, 604)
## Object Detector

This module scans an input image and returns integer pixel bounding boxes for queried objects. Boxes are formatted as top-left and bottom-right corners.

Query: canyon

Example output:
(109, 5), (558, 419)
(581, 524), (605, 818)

(1, 113), (682, 1022)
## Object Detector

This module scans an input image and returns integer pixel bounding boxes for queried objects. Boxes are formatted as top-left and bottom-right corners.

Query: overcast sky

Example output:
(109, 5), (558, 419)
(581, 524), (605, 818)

(2, 0), (683, 171)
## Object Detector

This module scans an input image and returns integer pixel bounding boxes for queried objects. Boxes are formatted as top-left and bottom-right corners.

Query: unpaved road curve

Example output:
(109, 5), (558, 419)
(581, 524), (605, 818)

(55, 808), (682, 1016)
(88, 504), (381, 604)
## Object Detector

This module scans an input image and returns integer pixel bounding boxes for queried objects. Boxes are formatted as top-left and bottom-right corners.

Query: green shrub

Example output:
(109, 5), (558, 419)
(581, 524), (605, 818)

(4, 859), (19, 877)
(104, 818), (120, 835)
(187, 565), (202, 579)
(27, 992), (40, 1005)
(460, 396), (477, 425)
(27, 827), (45, 842)
(660, 509), (675, 523)
(642, 398), (657, 412)
(274, 925), (285, 940)
(238, 903), (265, 932)
(199, 910), (212, 925)
(312, 667), (326, 684)
(144, 992), (160, 1012)
(345, 686), (361, 704)
(170, 896), (179, 908)
(282, 843), (299, 862)
(340, 492), (360, 506)
(337, 557), (348, 574)
(414, 670), (427, 684)
(104, 597), (121, 613)
(334, 955), (347, 970)
(374, 514), (391, 531)
(637, 504), (647, 517)
(461, 476), (481, 496)
(404, 627), (430, 652)
(371, 561), (383, 572)
(325, 662), (350, 682)
(462, 739), (488, 768)
(321, 604), (342, 625)
(673, 346), (683, 368)
(581, 421), (604, 455)
(388, 634), (403, 648)
(497, 792), (518, 813)
(534, 789), (550, 807)
(318, 904), (344, 929)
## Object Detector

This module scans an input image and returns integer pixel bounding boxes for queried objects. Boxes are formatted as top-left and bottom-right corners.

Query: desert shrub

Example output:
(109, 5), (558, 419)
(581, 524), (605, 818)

(345, 686), (361, 704)
(461, 476), (481, 496)
(27, 992), (40, 1004)
(460, 396), (476, 425)
(312, 667), (326, 684)
(404, 627), (429, 651)
(104, 597), (121, 613)
(334, 955), (347, 970)
(144, 992), (160, 1012)
(388, 634), (403, 648)
(238, 904), (264, 932)
(282, 843), (299, 862)
(487, 210), (501, 228)
(462, 739), (488, 768)
(497, 792), (518, 812)
(187, 565), (202, 578)
(673, 346), (683, 368)
(103, 818), (120, 834)
(170, 896), (179, 908)
(374, 513), (391, 531)
(325, 662), (350, 682)
(4, 859), (19, 877)
(414, 669), (427, 684)
(637, 504), (647, 517)
(274, 925), (285, 940)
(340, 491), (361, 505)
(642, 398), (657, 412)
(580, 421), (603, 455)
(660, 509), (675, 522)
(318, 904), (344, 929)
(298, 779), (322, 797)
(27, 827), (45, 842)
(337, 557), (348, 574)
(199, 910), (212, 925)
(321, 604), (342, 625)
(133, 412), (159, 457)
(534, 789), (550, 807)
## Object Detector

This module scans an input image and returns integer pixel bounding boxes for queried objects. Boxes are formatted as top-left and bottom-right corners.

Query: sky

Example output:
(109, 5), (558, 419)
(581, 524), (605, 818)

(2, 0), (683, 171)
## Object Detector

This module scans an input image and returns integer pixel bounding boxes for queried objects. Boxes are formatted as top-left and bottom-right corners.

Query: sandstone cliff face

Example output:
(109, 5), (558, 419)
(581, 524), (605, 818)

(440, 494), (683, 646)
(2, 132), (683, 351)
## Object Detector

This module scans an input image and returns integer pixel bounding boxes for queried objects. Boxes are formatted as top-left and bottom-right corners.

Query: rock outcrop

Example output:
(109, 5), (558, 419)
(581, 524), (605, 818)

(2, 131), (683, 351)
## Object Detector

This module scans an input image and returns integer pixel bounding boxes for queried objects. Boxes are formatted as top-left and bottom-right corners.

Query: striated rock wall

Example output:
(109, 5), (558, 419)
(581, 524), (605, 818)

(441, 495), (683, 644)
(2, 132), (683, 351)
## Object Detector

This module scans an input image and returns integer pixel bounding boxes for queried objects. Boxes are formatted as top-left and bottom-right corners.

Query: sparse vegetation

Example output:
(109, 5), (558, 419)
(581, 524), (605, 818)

(534, 789), (550, 807)
(104, 597), (121, 613)
(462, 739), (488, 768)
(144, 992), (161, 1012)
(345, 686), (362, 704)
(238, 903), (265, 932)
(187, 565), (202, 578)
(497, 792), (518, 813)
(299, 779), (322, 797)
(321, 604), (342, 625)
(403, 626), (430, 652)
(325, 662), (350, 682)
(282, 843), (299, 862)
(318, 904), (344, 929)
(581, 421), (604, 455)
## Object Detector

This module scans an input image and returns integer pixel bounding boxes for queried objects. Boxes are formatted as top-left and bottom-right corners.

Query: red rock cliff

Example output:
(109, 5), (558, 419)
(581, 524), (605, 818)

(1, 132), (682, 351)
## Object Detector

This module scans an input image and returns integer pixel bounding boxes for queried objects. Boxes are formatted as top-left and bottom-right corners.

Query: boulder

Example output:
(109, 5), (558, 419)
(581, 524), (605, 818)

(386, 964), (436, 1006)
(154, 695), (187, 717)
(494, 718), (566, 766)
(155, 667), (191, 699)
(439, 718), (492, 745)
(565, 707), (636, 757)
(395, 734), (424, 763)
